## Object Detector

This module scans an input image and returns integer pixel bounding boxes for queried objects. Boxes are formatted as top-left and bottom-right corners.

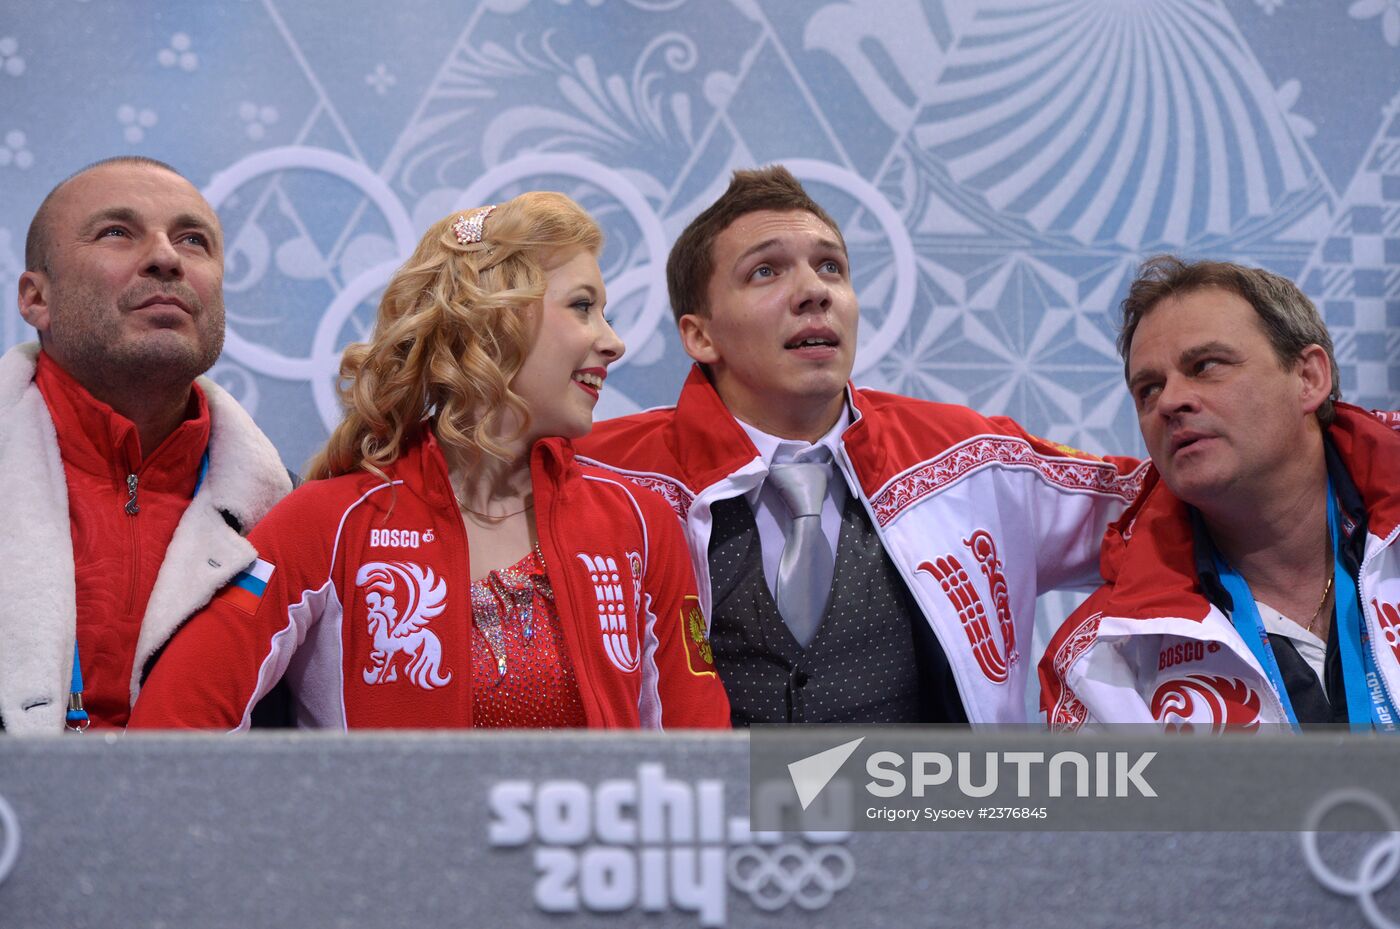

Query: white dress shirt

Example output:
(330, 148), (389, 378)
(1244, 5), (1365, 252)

(736, 407), (855, 601)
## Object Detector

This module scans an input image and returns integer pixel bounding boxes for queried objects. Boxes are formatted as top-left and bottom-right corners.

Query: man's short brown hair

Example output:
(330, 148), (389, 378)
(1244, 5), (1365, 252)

(1119, 255), (1342, 425)
(666, 165), (846, 323)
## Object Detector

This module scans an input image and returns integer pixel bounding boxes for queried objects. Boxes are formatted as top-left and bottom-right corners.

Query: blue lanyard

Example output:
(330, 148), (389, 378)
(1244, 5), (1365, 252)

(67, 450), (211, 732)
(1213, 481), (1397, 731)
(1214, 552), (1301, 731)
(65, 641), (89, 731)
(193, 451), (209, 497)
(1329, 487), (1399, 731)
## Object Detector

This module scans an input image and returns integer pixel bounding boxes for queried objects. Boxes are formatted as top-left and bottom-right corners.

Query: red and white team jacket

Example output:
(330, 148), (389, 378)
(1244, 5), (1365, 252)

(574, 367), (1146, 723)
(1040, 405), (1400, 731)
(0, 344), (291, 735)
(130, 430), (731, 730)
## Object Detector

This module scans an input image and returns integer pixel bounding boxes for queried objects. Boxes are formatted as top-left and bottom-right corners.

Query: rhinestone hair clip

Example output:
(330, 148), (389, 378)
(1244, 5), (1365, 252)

(452, 205), (496, 245)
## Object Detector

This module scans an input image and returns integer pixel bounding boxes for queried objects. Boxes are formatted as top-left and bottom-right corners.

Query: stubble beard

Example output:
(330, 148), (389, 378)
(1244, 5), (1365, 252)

(46, 279), (225, 395)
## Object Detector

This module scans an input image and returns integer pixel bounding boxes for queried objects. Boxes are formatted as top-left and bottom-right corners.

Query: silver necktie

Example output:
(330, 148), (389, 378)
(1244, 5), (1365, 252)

(767, 451), (834, 648)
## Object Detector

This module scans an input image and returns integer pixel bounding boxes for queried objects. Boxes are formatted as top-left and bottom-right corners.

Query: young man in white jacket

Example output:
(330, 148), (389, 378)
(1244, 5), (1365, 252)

(578, 165), (1145, 725)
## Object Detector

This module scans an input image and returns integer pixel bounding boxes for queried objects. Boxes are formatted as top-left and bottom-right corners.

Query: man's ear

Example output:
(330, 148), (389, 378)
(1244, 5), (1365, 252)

(677, 313), (719, 365)
(16, 270), (50, 335)
(1296, 343), (1332, 415)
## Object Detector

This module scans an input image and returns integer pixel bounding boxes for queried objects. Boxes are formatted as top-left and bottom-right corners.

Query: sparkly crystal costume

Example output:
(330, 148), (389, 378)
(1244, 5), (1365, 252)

(130, 430), (731, 730)
(469, 546), (587, 728)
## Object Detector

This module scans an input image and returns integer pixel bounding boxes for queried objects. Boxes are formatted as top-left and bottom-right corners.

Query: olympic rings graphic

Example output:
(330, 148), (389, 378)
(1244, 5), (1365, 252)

(1300, 789), (1400, 929)
(727, 842), (855, 911)
(199, 147), (919, 431)
(0, 792), (21, 887)
(203, 145), (419, 386)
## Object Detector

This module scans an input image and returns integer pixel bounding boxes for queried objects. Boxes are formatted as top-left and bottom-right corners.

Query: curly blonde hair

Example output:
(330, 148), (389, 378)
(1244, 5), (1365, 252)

(305, 191), (603, 480)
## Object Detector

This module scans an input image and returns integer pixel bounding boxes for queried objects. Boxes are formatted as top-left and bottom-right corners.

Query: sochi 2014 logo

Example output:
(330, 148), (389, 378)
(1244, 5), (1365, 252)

(488, 763), (854, 926)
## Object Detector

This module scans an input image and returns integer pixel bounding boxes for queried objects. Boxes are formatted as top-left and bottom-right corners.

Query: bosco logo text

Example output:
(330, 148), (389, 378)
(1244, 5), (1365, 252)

(369, 528), (424, 548)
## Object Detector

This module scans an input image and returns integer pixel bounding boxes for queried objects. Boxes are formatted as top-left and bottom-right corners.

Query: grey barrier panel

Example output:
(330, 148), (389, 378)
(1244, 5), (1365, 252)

(0, 732), (1393, 929)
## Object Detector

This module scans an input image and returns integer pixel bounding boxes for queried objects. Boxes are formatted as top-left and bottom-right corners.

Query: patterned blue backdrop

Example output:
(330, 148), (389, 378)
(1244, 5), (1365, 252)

(2, 0), (1397, 472)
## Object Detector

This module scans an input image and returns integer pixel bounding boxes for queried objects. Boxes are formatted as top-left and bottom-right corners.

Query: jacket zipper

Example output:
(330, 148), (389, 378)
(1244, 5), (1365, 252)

(125, 470), (140, 613)
(542, 469), (612, 725)
(1358, 523), (1400, 718)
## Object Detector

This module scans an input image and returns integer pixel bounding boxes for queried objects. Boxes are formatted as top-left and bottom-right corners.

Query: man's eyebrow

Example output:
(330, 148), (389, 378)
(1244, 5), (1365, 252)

(1128, 341), (1239, 391)
(173, 212), (222, 247)
(731, 236), (848, 269)
(78, 206), (140, 234)
(78, 208), (221, 247)
(1126, 365), (1159, 394)
(732, 237), (782, 268)
(1177, 341), (1238, 367)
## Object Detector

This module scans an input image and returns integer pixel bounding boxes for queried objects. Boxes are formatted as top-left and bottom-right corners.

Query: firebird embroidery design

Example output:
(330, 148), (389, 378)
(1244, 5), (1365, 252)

(1150, 674), (1262, 733)
(918, 529), (1018, 683)
(1375, 597), (1400, 666)
(357, 561), (453, 689)
(578, 552), (640, 673)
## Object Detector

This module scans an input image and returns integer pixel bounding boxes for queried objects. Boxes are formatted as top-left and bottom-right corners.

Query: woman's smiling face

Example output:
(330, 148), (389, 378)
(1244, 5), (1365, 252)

(509, 247), (624, 443)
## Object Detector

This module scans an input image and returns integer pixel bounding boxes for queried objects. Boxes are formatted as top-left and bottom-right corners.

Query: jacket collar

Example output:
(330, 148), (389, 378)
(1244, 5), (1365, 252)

(34, 349), (211, 492)
(667, 364), (863, 492)
(1094, 467), (1211, 623)
(0, 344), (78, 730)
(402, 426), (578, 512)
(1326, 403), (1400, 541)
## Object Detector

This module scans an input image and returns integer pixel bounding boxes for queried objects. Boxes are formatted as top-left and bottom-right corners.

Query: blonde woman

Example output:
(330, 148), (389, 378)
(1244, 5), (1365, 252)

(131, 192), (730, 729)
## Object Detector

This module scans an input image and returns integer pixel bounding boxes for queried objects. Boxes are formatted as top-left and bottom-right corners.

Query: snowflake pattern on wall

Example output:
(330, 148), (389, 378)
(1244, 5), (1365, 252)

(0, 0), (1394, 473)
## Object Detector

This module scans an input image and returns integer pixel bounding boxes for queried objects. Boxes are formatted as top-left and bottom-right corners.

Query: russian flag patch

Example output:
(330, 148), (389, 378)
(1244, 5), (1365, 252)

(215, 558), (275, 614)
